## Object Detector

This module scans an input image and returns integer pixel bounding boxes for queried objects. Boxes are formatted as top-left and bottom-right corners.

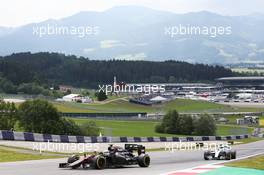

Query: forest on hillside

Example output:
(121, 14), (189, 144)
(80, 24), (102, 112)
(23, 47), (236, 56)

(0, 52), (233, 94)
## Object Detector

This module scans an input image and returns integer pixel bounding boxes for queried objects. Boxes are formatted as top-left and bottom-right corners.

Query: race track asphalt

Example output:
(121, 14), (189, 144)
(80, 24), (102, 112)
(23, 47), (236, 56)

(0, 140), (263, 175)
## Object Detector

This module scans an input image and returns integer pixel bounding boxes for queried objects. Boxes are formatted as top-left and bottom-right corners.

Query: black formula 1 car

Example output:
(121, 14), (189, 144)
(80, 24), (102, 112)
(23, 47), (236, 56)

(204, 145), (236, 160)
(59, 144), (150, 169)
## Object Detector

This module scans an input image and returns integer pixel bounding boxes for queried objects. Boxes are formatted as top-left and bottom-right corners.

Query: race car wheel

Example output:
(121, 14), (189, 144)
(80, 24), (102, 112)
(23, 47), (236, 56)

(93, 156), (106, 169)
(225, 152), (231, 160)
(204, 151), (210, 160)
(138, 154), (150, 167)
(231, 151), (236, 159)
(218, 152), (227, 160)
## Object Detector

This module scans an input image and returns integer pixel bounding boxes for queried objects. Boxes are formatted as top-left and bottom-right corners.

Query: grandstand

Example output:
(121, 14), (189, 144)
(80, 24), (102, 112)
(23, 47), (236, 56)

(216, 77), (264, 89)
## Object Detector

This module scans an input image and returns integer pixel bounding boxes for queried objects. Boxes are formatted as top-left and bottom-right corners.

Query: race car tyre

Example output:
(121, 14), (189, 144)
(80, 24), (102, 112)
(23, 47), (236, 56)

(138, 154), (150, 167)
(204, 151), (210, 160)
(92, 155), (106, 169)
(225, 152), (231, 160)
(218, 152), (227, 160)
(231, 151), (236, 159)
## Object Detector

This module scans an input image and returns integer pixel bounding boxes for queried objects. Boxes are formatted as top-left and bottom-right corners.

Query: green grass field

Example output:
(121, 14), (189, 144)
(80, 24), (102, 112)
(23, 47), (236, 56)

(72, 118), (252, 137)
(216, 124), (253, 135)
(232, 137), (263, 144)
(225, 154), (264, 170)
(225, 115), (264, 125)
(53, 98), (262, 114)
(0, 148), (60, 162)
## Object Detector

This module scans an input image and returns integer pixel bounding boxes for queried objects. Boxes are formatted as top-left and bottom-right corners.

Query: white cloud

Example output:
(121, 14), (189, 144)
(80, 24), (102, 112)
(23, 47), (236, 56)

(135, 43), (148, 46)
(100, 40), (126, 49)
(218, 48), (233, 58)
(174, 38), (188, 42)
(115, 53), (147, 60)
(258, 49), (264, 53)
(248, 52), (256, 57)
(83, 48), (96, 53)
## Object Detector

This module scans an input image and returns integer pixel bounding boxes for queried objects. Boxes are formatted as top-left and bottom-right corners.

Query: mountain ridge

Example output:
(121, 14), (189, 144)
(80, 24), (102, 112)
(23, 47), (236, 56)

(0, 6), (264, 64)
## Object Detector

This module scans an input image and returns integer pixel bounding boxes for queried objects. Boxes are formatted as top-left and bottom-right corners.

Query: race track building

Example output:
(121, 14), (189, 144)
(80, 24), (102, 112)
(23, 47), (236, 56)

(216, 77), (264, 89)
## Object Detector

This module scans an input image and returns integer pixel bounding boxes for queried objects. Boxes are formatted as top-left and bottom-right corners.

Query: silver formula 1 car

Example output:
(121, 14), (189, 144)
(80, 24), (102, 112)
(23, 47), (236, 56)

(204, 144), (236, 160)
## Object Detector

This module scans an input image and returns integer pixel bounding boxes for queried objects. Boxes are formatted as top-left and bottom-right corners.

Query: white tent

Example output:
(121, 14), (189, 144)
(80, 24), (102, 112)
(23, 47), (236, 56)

(150, 96), (167, 102)
(235, 93), (252, 99)
(62, 94), (81, 102)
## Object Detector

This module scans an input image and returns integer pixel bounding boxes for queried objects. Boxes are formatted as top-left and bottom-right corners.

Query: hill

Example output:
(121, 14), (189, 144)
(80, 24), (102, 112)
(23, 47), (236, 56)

(0, 6), (264, 63)
(0, 52), (232, 92)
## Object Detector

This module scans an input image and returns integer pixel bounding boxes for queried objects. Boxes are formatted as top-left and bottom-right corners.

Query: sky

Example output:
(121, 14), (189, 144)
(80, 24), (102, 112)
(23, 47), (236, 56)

(0, 0), (264, 27)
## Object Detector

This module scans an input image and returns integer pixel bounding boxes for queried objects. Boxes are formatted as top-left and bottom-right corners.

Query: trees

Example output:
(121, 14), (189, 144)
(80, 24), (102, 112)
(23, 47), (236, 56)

(81, 90), (90, 96)
(0, 99), (100, 136)
(19, 99), (61, 133)
(178, 115), (194, 135)
(17, 83), (45, 95)
(79, 121), (100, 136)
(155, 110), (216, 136)
(0, 101), (18, 130)
(194, 114), (216, 136)
(168, 76), (177, 83)
(0, 77), (17, 94)
(155, 110), (195, 135)
(18, 99), (83, 135)
(0, 52), (233, 89)
(0, 76), (56, 97)
(96, 90), (107, 101)
(155, 110), (179, 134)
(59, 118), (82, 135)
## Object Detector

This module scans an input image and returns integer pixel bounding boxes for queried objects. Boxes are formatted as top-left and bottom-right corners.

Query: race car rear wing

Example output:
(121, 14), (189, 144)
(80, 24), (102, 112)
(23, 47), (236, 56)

(125, 144), (146, 155)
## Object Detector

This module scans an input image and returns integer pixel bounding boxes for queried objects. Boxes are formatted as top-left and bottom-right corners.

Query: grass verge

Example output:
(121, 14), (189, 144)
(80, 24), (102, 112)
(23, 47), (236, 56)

(0, 148), (61, 163)
(232, 137), (263, 145)
(225, 154), (264, 170)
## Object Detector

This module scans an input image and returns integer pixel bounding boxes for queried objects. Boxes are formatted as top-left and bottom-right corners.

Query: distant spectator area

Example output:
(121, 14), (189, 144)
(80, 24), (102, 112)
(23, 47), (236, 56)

(216, 77), (264, 89)
(129, 94), (171, 105)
